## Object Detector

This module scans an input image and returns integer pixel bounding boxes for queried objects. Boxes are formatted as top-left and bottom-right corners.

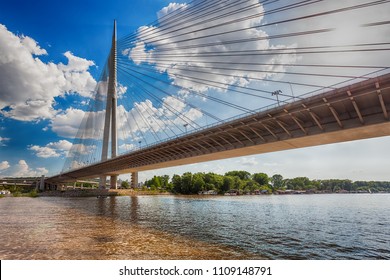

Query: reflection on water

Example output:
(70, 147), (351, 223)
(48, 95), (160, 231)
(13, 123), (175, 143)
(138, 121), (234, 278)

(0, 194), (389, 259)
(0, 196), (257, 259)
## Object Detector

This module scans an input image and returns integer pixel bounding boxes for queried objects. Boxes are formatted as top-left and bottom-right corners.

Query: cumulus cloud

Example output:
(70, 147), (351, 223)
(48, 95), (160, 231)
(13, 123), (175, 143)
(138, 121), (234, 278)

(67, 143), (97, 157)
(50, 108), (102, 139)
(28, 140), (73, 158)
(0, 24), (96, 121)
(12, 160), (48, 177)
(157, 2), (187, 19)
(20, 35), (48, 55)
(122, 0), (297, 93)
(0, 160), (10, 171)
(162, 96), (186, 117)
(120, 99), (203, 137)
(50, 97), (203, 140)
(29, 145), (61, 158)
(117, 84), (128, 99)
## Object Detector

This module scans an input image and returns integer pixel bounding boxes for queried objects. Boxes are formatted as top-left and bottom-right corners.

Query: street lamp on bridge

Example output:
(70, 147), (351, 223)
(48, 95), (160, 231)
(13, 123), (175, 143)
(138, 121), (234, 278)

(272, 90), (282, 106)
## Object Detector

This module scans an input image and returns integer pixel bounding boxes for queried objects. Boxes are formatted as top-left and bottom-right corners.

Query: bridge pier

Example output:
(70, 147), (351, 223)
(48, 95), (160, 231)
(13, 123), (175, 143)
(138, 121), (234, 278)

(99, 176), (106, 189)
(39, 175), (45, 191)
(110, 175), (118, 189)
(131, 172), (138, 188)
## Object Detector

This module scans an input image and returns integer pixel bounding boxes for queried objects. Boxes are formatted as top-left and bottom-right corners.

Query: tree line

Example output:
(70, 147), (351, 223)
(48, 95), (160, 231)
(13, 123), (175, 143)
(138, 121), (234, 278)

(128, 171), (390, 194)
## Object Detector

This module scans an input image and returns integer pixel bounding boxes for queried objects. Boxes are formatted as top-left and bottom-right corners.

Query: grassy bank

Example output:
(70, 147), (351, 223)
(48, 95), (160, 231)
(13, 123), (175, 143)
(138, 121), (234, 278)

(0, 190), (39, 198)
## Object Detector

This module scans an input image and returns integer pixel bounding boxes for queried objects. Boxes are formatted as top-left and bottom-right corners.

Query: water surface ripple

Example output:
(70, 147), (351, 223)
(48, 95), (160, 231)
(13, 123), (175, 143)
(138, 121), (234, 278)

(0, 194), (389, 259)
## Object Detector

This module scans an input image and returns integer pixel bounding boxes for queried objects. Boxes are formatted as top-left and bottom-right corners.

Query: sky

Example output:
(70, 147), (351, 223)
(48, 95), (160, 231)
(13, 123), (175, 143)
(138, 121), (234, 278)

(1, 0), (390, 182)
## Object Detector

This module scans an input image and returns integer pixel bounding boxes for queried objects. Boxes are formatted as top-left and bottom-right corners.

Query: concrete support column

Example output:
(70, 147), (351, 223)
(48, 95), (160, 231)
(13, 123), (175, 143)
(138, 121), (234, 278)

(99, 176), (106, 189)
(131, 172), (138, 188)
(39, 175), (45, 191)
(110, 175), (118, 189)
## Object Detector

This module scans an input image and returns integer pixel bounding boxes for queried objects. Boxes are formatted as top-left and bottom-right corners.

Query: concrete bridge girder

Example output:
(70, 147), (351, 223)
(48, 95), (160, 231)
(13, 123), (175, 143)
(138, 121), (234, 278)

(46, 73), (390, 183)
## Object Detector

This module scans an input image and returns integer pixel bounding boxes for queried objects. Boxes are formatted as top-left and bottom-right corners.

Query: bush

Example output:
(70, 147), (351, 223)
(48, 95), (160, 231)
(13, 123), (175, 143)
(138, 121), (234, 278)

(27, 190), (39, 197)
(12, 192), (22, 197)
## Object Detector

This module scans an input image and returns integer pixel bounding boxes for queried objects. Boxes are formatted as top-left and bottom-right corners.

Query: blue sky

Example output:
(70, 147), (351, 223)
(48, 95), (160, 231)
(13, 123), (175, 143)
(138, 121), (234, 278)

(0, 0), (186, 177)
(1, 0), (390, 181)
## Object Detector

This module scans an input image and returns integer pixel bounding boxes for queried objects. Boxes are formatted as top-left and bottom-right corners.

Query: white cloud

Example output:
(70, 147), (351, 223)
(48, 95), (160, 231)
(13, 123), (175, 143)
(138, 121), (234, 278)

(3, 100), (58, 121)
(49, 139), (73, 151)
(157, 2), (187, 19)
(119, 143), (135, 152)
(50, 108), (96, 138)
(20, 35), (48, 56)
(238, 157), (259, 167)
(28, 140), (73, 158)
(120, 99), (203, 137)
(59, 51), (97, 98)
(0, 136), (10, 146)
(162, 96), (186, 117)
(123, 0), (297, 93)
(0, 161), (10, 171)
(50, 97), (203, 141)
(0, 24), (97, 121)
(12, 160), (48, 177)
(123, 41), (152, 66)
(117, 83), (128, 98)
(29, 145), (61, 158)
(69, 160), (83, 170)
(68, 143), (96, 156)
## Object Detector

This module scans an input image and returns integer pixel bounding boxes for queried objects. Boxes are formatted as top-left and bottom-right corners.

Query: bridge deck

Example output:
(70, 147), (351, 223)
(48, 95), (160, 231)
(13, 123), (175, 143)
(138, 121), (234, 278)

(48, 73), (390, 182)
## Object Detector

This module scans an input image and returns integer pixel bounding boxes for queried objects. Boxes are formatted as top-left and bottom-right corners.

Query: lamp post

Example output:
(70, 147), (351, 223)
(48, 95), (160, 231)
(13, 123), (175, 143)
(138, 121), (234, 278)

(272, 90), (282, 106)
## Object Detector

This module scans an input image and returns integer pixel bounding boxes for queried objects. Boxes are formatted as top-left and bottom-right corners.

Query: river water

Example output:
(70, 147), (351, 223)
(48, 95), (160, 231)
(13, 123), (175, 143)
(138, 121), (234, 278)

(0, 194), (389, 259)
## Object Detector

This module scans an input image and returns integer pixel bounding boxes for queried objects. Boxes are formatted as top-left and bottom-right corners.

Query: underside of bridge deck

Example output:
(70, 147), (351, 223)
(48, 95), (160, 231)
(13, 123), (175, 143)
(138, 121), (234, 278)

(48, 73), (390, 183)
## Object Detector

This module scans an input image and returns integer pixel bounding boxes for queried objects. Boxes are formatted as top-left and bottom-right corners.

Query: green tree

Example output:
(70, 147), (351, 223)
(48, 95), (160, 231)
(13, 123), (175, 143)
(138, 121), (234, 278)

(145, 176), (162, 190)
(225, 170), (251, 180)
(243, 180), (260, 193)
(204, 172), (223, 191)
(121, 180), (130, 189)
(192, 173), (205, 193)
(252, 173), (269, 186)
(287, 177), (311, 190)
(222, 176), (235, 193)
(181, 172), (193, 194)
(233, 176), (245, 191)
(172, 174), (182, 194)
(161, 175), (170, 188)
(271, 174), (284, 190)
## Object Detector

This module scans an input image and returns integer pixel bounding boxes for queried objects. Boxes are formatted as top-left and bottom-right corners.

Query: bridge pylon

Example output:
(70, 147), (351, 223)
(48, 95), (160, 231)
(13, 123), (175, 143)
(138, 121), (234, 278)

(99, 20), (118, 189)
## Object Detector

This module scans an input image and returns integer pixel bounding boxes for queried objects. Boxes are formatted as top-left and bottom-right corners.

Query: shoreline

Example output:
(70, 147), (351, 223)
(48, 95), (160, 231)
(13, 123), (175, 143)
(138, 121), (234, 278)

(36, 189), (171, 198)
(1, 189), (385, 198)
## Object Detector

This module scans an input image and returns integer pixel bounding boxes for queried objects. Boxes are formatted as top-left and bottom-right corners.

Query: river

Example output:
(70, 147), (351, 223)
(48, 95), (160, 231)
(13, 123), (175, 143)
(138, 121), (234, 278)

(0, 194), (389, 259)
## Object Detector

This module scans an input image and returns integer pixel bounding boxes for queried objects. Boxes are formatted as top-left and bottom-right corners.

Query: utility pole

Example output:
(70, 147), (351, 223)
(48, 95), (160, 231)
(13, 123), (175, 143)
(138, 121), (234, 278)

(99, 20), (118, 189)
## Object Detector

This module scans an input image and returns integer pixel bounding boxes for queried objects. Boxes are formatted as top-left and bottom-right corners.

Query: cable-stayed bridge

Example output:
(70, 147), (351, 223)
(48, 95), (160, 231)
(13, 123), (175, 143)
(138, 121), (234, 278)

(46, 0), (390, 188)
